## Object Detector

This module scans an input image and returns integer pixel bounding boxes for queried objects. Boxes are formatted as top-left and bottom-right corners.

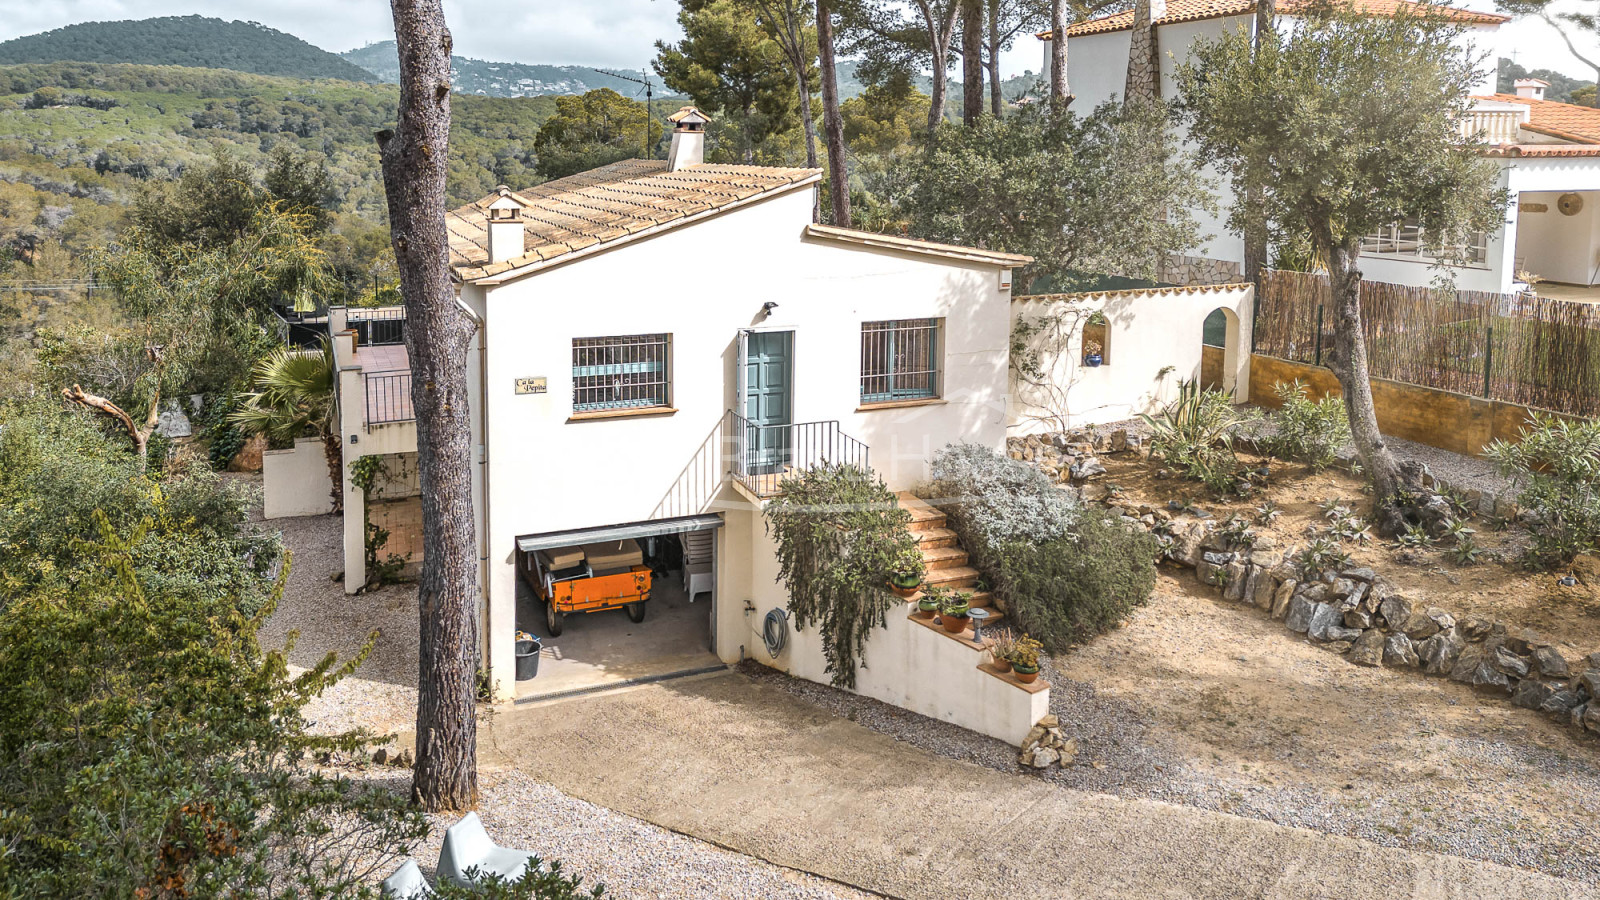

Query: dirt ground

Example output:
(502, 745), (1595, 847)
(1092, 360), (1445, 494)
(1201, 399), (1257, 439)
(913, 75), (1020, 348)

(1096, 449), (1600, 657)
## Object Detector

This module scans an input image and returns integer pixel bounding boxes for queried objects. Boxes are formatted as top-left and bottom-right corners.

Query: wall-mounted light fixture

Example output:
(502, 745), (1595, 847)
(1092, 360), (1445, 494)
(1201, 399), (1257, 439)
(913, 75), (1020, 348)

(761, 301), (780, 314)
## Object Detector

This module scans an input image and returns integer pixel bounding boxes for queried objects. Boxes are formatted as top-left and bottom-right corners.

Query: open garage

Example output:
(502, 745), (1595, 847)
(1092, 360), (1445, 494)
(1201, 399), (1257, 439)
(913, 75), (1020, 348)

(511, 514), (724, 701)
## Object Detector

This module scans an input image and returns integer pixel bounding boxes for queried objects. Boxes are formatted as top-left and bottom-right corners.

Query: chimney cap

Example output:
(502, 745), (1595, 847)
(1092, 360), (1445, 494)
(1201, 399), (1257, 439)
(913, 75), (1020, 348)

(668, 106), (711, 130)
(1514, 78), (1550, 88)
(487, 186), (525, 219)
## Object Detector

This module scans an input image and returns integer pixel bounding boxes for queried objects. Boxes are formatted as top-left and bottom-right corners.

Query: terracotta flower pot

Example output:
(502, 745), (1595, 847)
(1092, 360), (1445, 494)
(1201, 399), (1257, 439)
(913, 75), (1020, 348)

(992, 657), (1013, 673)
(890, 580), (921, 599)
(1012, 665), (1040, 684)
(941, 613), (970, 634)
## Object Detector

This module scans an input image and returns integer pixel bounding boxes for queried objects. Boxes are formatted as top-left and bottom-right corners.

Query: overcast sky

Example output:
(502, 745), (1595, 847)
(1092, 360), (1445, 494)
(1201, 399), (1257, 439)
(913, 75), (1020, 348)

(0, 0), (1586, 83)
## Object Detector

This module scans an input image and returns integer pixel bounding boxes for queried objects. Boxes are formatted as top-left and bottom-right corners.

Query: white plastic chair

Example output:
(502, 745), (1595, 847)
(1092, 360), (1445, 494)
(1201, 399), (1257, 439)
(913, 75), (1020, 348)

(380, 859), (433, 899)
(436, 812), (538, 887)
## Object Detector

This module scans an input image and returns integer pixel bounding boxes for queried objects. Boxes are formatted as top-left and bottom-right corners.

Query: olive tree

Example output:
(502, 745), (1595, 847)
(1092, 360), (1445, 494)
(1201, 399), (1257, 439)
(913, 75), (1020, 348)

(1176, 5), (1506, 533)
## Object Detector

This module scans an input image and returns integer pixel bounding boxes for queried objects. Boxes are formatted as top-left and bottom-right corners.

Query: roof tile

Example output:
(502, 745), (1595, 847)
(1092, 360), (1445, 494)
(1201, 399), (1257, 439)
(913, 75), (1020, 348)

(1049, 0), (1505, 38)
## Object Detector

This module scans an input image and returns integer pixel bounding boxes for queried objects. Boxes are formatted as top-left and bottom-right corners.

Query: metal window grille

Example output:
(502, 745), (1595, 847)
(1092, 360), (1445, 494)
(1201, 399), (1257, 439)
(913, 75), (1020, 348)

(572, 333), (670, 412)
(860, 318), (940, 403)
(1359, 220), (1488, 264)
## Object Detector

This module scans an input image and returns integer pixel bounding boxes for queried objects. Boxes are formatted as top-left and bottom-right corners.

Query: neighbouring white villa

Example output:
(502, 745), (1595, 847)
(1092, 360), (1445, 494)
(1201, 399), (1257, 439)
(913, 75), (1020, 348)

(1039, 0), (1600, 297)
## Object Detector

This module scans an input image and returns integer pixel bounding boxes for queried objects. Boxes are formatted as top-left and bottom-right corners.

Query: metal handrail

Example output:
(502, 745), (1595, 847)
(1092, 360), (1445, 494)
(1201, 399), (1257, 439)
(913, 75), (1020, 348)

(724, 410), (870, 498)
(365, 372), (414, 425)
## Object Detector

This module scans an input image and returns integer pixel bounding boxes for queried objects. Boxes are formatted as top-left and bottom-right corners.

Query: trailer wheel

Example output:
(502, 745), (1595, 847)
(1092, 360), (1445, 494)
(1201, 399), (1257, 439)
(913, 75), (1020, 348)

(546, 600), (564, 636)
(625, 601), (646, 623)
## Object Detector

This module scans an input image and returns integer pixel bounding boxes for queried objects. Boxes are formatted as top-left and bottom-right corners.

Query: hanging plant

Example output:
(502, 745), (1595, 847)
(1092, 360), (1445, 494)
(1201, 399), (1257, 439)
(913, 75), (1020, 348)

(764, 463), (919, 689)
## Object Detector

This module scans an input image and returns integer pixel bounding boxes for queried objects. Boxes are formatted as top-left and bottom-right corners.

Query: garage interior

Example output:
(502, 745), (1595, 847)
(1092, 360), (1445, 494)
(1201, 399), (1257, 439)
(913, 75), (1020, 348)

(513, 516), (724, 701)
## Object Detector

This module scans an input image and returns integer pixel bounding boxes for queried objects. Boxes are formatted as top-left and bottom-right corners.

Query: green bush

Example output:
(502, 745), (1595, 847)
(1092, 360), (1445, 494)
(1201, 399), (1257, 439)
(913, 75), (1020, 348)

(924, 444), (1157, 653)
(1261, 379), (1349, 471)
(1485, 412), (1600, 568)
(1139, 380), (1249, 493)
(994, 508), (1160, 653)
(431, 867), (606, 898)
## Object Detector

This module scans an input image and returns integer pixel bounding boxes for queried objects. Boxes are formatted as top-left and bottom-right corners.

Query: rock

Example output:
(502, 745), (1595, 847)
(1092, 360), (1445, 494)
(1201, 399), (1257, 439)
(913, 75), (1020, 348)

(1198, 561), (1226, 587)
(1577, 670), (1600, 700)
(1586, 652), (1600, 671)
(1202, 550), (1234, 566)
(1342, 567), (1378, 583)
(1327, 624), (1364, 643)
(1419, 629), (1464, 676)
(1573, 703), (1590, 731)
(1252, 534), (1279, 551)
(1383, 634), (1420, 668)
(1343, 608), (1373, 629)
(1308, 603), (1346, 641)
(1071, 458), (1107, 480)
(1540, 689), (1583, 717)
(1250, 567), (1276, 610)
(1298, 582), (1331, 605)
(1271, 579), (1297, 619)
(1026, 746), (1060, 768)
(1125, 434), (1142, 450)
(1512, 679), (1558, 710)
(1038, 714), (1060, 729)
(1325, 640), (1355, 654)
(1110, 429), (1128, 452)
(395, 749), (414, 768)
(372, 748), (388, 765)
(1402, 612), (1440, 641)
(1348, 629), (1385, 666)
(1450, 648), (1512, 695)
(1223, 560), (1249, 601)
(1286, 595), (1316, 633)
(1330, 578), (1359, 601)
(1173, 527), (1205, 568)
(1490, 645), (1531, 679)
(1378, 594), (1413, 631)
(1058, 737), (1079, 765)
(1023, 725), (1047, 747)
(1460, 616), (1495, 641)
(1529, 643), (1568, 679)
(1081, 483), (1111, 503)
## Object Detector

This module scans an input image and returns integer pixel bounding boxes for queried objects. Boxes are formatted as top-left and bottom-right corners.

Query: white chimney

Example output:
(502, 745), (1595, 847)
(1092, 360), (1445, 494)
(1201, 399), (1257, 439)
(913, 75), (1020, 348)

(1515, 78), (1548, 101)
(667, 106), (710, 172)
(486, 186), (525, 264)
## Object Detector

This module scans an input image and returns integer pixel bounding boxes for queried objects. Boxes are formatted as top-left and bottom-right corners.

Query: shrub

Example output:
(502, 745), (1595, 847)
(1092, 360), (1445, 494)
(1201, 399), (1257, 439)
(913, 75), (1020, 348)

(924, 444), (1155, 653)
(993, 509), (1160, 652)
(1485, 413), (1600, 568)
(1261, 379), (1349, 471)
(764, 463), (918, 689)
(1139, 380), (1249, 493)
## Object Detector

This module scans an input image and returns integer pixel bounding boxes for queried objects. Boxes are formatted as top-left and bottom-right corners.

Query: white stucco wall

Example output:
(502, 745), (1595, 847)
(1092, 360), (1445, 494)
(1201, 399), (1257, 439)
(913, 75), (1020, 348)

(718, 506), (1048, 745)
(262, 438), (334, 519)
(476, 185), (1014, 697)
(1009, 284), (1255, 433)
(1517, 190), (1600, 285)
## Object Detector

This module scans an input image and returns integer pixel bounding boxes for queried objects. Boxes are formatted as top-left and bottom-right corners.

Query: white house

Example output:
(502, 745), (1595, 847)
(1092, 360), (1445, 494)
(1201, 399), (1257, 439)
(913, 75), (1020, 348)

(1038, 0), (1600, 297)
(312, 109), (1049, 743)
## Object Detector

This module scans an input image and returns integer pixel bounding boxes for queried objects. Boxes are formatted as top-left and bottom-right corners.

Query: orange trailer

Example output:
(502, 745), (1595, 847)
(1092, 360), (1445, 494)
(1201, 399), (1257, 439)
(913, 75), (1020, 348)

(519, 539), (651, 636)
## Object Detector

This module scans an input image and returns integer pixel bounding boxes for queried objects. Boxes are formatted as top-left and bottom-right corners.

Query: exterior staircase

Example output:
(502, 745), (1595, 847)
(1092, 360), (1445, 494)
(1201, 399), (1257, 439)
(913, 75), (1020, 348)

(896, 492), (1005, 636)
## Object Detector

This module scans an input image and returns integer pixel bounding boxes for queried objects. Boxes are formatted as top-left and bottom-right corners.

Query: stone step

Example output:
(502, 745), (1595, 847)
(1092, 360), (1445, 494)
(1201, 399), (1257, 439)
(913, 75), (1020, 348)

(896, 492), (948, 531)
(920, 545), (970, 571)
(913, 527), (959, 550)
(923, 565), (980, 589)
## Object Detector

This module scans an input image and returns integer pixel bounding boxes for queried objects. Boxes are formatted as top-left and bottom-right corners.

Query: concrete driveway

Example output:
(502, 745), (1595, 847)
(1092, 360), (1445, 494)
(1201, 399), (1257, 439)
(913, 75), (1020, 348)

(483, 671), (1597, 900)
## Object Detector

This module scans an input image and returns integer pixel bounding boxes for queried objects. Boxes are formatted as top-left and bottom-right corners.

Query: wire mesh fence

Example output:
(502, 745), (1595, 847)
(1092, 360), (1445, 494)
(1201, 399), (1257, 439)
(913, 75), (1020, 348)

(1254, 269), (1600, 417)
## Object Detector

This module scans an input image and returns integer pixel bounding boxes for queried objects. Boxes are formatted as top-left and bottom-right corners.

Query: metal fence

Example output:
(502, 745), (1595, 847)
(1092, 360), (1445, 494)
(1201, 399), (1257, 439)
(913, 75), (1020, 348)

(725, 411), (871, 498)
(860, 318), (940, 403)
(1255, 269), (1600, 416)
(349, 306), (407, 346)
(365, 372), (415, 425)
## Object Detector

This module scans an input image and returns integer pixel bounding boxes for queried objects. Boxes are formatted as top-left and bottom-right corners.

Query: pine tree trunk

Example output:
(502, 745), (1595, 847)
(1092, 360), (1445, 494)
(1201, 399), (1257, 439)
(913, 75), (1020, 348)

(1049, 0), (1070, 111)
(1321, 240), (1408, 535)
(986, 0), (1003, 116)
(817, 0), (851, 226)
(961, 0), (984, 126)
(377, 0), (480, 813)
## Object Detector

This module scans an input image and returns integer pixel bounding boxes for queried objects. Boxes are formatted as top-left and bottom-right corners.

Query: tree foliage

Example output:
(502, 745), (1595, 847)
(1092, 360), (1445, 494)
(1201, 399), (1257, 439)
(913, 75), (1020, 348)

(534, 89), (661, 180)
(1485, 413), (1600, 567)
(874, 101), (1209, 290)
(764, 463), (918, 688)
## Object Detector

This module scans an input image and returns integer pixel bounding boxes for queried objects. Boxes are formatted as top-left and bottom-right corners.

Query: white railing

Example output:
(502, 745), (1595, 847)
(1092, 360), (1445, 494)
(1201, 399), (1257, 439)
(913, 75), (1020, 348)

(1463, 108), (1527, 145)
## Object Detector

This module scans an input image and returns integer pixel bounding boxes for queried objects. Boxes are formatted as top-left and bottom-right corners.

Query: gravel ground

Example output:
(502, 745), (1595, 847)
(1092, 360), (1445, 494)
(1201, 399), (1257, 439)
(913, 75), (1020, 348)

(368, 768), (878, 900)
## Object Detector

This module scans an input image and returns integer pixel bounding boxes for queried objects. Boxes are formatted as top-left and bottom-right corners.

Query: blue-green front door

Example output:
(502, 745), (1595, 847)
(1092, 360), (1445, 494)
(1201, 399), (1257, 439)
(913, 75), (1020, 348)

(742, 330), (792, 474)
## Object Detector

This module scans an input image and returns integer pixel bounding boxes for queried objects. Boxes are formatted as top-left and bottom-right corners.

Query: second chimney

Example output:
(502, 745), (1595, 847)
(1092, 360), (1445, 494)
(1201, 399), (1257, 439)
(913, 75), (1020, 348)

(487, 186), (525, 264)
(667, 106), (710, 172)
(1514, 78), (1548, 101)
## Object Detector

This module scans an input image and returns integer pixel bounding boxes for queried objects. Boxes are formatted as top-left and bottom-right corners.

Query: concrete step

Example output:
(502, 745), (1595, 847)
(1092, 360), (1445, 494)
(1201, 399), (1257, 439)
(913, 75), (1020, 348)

(923, 565), (980, 589)
(920, 545), (969, 571)
(913, 527), (960, 550)
(897, 492), (948, 531)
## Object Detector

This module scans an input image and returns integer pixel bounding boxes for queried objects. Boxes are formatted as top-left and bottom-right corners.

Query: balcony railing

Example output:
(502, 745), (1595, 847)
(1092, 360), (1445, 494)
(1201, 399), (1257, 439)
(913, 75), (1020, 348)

(365, 372), (415, 425)
(725, 410), (870, 498)
(1463, 108), (1526, 145)
(349, 306), (406, 346)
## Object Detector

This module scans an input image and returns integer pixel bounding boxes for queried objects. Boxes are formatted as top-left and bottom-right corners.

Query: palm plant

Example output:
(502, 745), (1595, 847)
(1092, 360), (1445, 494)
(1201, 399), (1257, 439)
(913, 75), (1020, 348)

(230, 339), (342, 512)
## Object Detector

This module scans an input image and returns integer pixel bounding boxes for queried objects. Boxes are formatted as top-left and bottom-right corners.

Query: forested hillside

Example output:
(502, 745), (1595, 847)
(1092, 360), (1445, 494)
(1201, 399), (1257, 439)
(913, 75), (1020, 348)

(0, 16), (376, 82)
(344, 41), (678, 99)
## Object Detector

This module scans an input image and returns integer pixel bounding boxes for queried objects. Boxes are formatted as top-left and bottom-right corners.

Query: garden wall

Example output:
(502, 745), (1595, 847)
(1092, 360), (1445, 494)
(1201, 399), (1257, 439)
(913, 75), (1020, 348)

(1248, 354), (1586, 459)
(262, 438), (334, 519)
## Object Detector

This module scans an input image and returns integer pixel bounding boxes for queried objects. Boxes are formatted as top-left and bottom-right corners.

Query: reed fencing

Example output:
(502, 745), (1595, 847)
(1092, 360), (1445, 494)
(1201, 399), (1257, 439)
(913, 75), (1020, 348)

(1254, 269), (1600, 417)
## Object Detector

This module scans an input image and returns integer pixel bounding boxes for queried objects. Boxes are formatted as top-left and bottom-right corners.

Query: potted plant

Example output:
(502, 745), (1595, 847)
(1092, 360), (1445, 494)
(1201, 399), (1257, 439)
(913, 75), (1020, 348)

(939, 591), (972, 634)
(1083, 339), (1104, 367)
(1009, 635), (1044, 683)
(915, 584), (943, 619)
(888, 546), (926, 599)
(988, 628), (1018, 673)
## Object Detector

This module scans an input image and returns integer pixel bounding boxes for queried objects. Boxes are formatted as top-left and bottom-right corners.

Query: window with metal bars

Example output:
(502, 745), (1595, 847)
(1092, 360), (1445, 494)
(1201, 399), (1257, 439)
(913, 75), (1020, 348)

(860, 318), (941, 403)
(572, 333), (670, 412)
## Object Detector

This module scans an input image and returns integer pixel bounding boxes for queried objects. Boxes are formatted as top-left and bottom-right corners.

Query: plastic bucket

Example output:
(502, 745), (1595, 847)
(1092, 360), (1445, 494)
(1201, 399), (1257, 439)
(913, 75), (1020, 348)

(515, 637), (541, 681)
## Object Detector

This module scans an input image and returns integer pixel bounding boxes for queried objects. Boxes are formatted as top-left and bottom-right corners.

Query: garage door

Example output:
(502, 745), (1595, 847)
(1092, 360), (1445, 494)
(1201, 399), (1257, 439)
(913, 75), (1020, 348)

(515, 513), (723, 554)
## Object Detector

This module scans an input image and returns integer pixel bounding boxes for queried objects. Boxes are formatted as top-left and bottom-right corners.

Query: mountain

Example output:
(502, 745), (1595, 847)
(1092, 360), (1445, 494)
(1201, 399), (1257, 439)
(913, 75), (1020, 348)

(343, 41), (678, 99)
(0, 16), (376, 83)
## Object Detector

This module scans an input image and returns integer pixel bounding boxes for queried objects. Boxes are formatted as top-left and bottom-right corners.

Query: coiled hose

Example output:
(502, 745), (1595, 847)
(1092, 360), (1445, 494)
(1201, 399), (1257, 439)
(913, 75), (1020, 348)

(762, 608), (789, 658)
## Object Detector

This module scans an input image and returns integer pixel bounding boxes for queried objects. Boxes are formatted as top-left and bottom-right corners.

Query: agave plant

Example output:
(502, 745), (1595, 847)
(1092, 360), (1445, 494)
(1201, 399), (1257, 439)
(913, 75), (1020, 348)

(1139, 380), (1246, 493)
(230, 339), (342, 512)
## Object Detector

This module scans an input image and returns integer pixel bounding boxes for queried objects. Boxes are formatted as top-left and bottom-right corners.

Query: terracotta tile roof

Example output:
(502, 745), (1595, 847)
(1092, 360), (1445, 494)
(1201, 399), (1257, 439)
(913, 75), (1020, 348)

(803, 224), (1033, 267)
(1016, 282), (1251, 302)
(1482, 143), (1600, 158)
(449, 159), (820, 282)
(1477, 92), (1600, 144)
(1042, 0), (1506, 39)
